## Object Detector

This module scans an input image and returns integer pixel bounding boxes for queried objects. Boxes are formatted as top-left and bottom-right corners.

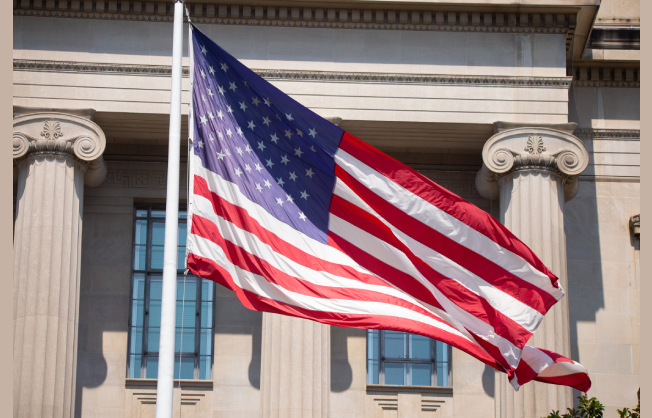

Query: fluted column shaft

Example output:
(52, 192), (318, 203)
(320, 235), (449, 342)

(260, 313), (330, 418)
(475, 125), (589, 418)
(13, 154), (86, 418)
(497, 168), (571, 418)
(13, 111), (106, 418)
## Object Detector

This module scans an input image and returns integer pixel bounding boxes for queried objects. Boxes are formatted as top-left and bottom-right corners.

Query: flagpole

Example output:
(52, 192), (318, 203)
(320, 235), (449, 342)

(155, 1), (184, 418)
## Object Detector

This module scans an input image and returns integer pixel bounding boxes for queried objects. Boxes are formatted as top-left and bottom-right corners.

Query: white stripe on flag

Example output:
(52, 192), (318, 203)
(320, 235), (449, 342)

(328, 213), (521, 369)
(190, 232), (469, 339)
(334, 149), (563, 300)
(332, 177), (544, 333)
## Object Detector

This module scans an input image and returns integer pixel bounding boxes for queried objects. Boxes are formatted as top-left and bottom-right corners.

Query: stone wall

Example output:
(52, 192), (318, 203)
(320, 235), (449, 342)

(564, 181), (640, 415)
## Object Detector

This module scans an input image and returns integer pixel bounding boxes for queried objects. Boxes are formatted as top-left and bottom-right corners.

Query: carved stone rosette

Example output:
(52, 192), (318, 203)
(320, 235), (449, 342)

(13, 112), (107, 186)
(475, 127), (589, 202)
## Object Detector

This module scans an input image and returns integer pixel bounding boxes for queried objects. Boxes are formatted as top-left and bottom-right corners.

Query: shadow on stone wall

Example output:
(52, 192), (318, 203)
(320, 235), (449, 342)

(567, 86), (605, 407)
(482, 365), (495, 398)
(331, 326), (361, 392)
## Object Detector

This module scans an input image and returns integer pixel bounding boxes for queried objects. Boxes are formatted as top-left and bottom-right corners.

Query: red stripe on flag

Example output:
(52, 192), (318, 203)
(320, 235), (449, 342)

(193, 175), (392, 289)
(535, 373), (591, 393)
(327, 231), (445, 311)
(338, 131), (559, 288)
(187, 251), (506, 374)
(334, 164), (557, 314)
(191, 214), (449, 323)
(330, 193), (533, 348)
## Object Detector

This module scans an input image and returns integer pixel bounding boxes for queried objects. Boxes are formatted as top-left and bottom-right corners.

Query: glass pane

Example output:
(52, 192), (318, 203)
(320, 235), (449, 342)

(177, 247), (187, 269)
(134, 245), (146, 270)
(175, 328), (195, 353)
(199, 356), (211, 380)
(146, 357), (158, 379)
(133, 274), (146, 299)
(132, 300), (145, 326)
(410, 363), (431, 386)
(409, 334), (431, 359)
(367, 330), (379, 360)
(151, 209), (166, 218)
(176, 302), (196, 328)
(201, 302), (213, 328)
(367, 360), (379, 384)
(136, 209), (148, 218)
(202, 279), (214, 301)
(436, 341), (449, 363)
(174, 357), (195, 380)
(129, 355), (142, 378)
(150, 277), (163, 300)
(200, 329), (212, 355)
(384, 363), (406, 385)
(437, 363), (449, 387)
(384, 331), (406, 359)
(179, 210), (188, 219)
(177, 278), (197, 301)
(151, 246), (164, 269)
(149, 301), (162, 327)
(135, 220), (148, 245)
(178, 223), (187, 246)
(147, 327), (160, 351)
(152, 221), (165, 245)
(130, 327), (143, 353)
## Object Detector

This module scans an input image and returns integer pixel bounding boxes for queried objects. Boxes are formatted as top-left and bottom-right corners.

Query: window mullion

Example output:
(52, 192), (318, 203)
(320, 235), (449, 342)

(432, 339), (436, 387)
(379, 330), (385, 385)
(405, 333), (410, 385)
(195, 277), (201, 380)
(142, 273), (150, 379)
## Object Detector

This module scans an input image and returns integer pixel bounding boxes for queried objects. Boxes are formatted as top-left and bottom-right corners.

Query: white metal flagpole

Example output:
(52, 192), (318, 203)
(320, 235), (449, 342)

(155, 1), (184, 418)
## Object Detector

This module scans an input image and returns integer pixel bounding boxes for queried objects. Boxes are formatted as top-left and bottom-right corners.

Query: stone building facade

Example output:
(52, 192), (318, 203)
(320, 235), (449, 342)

(12, 1), (640, 418)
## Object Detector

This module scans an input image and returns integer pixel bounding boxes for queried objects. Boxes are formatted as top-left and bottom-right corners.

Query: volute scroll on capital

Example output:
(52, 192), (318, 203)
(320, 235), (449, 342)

(13, 112), (107, 186)
(476, 127), (589, 202)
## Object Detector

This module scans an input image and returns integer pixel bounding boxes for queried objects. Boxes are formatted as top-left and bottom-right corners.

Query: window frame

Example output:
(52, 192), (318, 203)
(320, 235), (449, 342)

(126, 204), (215, 380)
(367, 329), (452, 387)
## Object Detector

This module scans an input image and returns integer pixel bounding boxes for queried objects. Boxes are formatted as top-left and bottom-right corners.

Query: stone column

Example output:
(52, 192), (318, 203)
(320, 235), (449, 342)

(260, 313), (330, 418)
(13, 111), (107, 418)
(475, 125), (589, 418)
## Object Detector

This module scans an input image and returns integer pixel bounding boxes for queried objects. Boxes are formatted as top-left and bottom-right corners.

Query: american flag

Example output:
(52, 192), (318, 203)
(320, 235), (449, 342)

(185, 24), (590, 392)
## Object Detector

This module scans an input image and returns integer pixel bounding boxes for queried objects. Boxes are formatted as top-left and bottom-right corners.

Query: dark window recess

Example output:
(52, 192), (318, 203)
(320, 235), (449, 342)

(127, 205), (215, 380)
(367, 330), (451, 387)
(588, 28), (640, 50)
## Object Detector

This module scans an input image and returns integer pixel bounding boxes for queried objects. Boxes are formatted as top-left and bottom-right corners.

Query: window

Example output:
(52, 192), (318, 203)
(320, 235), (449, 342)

(367, 330), (451, 387)
(128, 206), (215, 380)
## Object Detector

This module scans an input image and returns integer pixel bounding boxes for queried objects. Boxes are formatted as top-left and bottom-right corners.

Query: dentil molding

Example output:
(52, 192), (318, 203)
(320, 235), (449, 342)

(475, 127), (589, 202)
(13, 112), (107, 186)
(573, 66), (640, 88)
(575, 128), (640, 141)
(14, 1), (576, 36)
(13, 60), (573, 88)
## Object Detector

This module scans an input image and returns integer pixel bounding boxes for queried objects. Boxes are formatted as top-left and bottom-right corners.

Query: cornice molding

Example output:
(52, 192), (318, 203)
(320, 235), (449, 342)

(256, 69), (572, 87)
(13, 59), (190, 76)
(575, 129), (640, 141)
(14, 2), (575, 38)
(13, 60), (573, 88)
(572, 66), (640, 88)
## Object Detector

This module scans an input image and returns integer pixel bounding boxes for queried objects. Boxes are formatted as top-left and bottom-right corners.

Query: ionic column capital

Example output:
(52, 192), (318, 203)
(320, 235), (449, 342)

(475, 127), (589, 202)
(13, 112), (107, 186)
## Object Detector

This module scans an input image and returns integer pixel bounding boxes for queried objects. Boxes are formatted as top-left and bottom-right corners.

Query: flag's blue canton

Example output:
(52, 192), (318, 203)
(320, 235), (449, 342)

(191, 26), (344, 244)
